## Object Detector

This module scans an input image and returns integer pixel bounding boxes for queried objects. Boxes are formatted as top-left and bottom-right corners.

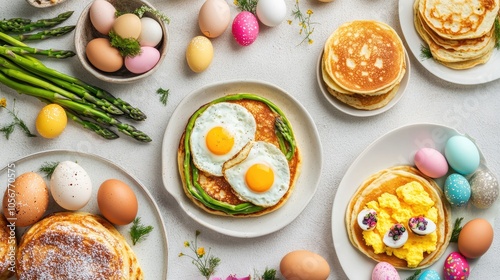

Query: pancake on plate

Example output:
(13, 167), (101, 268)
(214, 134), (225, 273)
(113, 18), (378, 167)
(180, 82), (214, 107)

(321, 20), (407, 110)
(0, 214), (14, 280)
(16, 212), (143, 279)
(414, 0), (500, 69)
(177, 93), (301, 217)
(346, 166), (452, 269)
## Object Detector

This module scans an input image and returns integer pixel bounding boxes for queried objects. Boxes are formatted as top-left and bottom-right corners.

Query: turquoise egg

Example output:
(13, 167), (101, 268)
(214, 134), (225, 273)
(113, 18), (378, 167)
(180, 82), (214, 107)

(444, 135), (480, 175)
(445, 173), (471, 207)
(418, 269), (441, 280)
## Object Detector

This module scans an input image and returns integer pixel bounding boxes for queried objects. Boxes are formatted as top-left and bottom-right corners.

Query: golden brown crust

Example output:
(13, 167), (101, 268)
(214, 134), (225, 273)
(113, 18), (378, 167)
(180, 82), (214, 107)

(345, 166), (452, 269)
(16, 212), (143, 279)
(0, 214), (14, 280)
(177, 99), (301, 217)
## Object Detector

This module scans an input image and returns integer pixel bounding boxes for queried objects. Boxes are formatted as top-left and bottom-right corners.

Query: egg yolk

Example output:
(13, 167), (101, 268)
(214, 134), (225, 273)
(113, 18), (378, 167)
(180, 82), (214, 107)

(206, 126), (234, 155)
(245, 163), (274, 192)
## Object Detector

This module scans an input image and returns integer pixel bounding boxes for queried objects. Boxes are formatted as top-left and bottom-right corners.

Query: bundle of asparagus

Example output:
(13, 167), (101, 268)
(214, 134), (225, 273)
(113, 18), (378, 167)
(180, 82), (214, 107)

(0, 11), (75, 41)
(0, 13), (151, 142)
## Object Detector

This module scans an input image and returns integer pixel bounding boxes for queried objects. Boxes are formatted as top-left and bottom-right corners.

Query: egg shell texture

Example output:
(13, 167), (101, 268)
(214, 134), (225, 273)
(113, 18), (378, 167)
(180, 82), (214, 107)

(414, 148), (448, 178)
(280, 250), (330, 280)
(198, 0), (230, 38)
(138, 17), (163, 47)
(86, 38), (123, 72)
(186, 36), (214, 73)
(89, 0), (116, 34)
(443, 252), (469, 280)
(469, 167), (499, 209)
(418, 269), (441, 280)
(444, 135), (480, 175)
(2, 172), (49, 227)
(444, 173), (471, 207)
(232, 11), (259, 46)
(458, 218), (494, 258)
(97, 179), (138, 225)
(256, 0), (287, 27)
(50, 161), (93, 211)
(371, 262), (400, 280)
(125, 46), (160, 74)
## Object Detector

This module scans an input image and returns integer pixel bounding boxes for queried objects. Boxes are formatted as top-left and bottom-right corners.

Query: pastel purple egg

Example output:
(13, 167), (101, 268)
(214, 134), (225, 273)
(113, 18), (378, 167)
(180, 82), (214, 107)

(232, 11), (259, 46)
(372, 262), (400, 280)
(414, 148), (448, 178)
(124, 46), (160, 74)
(443, 252), (470, 280)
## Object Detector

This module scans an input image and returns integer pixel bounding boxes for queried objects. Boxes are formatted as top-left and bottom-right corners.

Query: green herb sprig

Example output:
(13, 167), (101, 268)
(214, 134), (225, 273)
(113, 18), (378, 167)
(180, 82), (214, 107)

(405, 269), (422, 280)
(419, 44), (432, 60)
(109, 31), (141, 57)
(259, 268), (278, 280)
(494, 17), (500, 49)
(179, 230), (220, 280)
(450, 217), (464, 242)
(0, 98), (36, 139)
(156, 88), (170, 106)
(39, 161), (59, 179)
(134, 5), (170, 24)
(288, 0), (317, 45)
(233, 0), (258, 14)
(129, 217), (154, 245)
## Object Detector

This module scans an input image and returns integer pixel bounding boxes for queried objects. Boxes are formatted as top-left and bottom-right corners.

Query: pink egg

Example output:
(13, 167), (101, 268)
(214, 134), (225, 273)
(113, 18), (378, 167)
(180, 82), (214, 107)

(232, 11), (259, 46)
(443, 252), (470, 280)
(124, 46), (160, 74)
(372, 262), (400, 280)
(414, 148), (449, 178)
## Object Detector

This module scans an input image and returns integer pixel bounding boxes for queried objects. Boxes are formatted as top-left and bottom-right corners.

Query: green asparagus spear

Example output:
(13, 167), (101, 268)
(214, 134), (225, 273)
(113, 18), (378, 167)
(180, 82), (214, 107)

(11, 25), (76, 41)
(64, 109), (120, 140)
(0, 71), (151, 142)
(2, 45), (75, 58)
(0, 11), (74, 33)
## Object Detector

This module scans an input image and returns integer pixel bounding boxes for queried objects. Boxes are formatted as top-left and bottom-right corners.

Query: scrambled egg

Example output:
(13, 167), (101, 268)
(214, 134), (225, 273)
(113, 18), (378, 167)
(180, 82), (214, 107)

(363, 181), (438, 267)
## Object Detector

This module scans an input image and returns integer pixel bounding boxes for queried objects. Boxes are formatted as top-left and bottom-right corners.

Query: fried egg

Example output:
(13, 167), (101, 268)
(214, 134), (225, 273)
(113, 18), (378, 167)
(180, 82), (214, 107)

(222, 141), (290, 207)
(190, 102), (256, 176)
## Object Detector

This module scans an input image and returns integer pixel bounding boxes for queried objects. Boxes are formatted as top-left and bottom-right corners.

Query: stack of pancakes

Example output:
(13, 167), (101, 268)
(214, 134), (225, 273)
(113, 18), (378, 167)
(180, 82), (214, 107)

(414, 0), (499, 69)
(321, 20), (406, 110)
(346, 166), (452, 269)
(0, 214), (13, 280)
(16, 212), (143, 279)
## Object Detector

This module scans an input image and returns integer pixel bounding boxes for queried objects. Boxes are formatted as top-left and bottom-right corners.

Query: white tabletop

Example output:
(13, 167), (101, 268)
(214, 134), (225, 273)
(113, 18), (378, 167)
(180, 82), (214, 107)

(1, 0), (499, 279)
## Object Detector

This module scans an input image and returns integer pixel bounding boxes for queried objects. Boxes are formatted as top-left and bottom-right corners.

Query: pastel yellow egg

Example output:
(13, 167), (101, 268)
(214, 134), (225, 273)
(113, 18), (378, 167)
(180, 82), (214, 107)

(36, 104), (67, 138)
(113, 13), (142, 39)
(186, 36), (214, 73)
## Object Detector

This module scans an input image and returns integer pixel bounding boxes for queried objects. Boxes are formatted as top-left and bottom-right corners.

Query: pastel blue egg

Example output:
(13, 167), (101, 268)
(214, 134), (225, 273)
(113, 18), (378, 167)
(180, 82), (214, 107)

(444, 135), (480, 175)
(418, 269), (441, 280)
(445, 173), (471, 207)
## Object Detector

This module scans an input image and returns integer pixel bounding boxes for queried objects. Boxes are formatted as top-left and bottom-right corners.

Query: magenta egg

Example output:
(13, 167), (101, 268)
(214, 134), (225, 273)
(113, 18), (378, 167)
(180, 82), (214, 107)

(443, 252), (470, 280)
(414, 147), (448, 178)
(232, 11), (259, 46)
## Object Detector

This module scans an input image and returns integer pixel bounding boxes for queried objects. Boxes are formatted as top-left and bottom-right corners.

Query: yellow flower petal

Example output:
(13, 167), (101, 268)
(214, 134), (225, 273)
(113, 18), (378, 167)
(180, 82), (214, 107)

(197, 247), (205, 257)
(0, 98), (6, 108)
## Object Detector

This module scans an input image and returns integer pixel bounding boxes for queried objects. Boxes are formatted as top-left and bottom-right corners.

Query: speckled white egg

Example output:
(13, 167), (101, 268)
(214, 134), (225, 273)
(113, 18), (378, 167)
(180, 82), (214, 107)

(469, 167), (499, 209)
(256, 0), (287, 27)
(50, 161), (92, 210)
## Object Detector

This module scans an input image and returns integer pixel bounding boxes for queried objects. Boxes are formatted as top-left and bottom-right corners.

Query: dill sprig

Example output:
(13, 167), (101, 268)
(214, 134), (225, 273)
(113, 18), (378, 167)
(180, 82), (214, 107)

(156, 88), (170, 106)
(450, 217), (464, 243)
(39, 161), (59, 179)
(179, 230), (220, 280)
(419, 44), (432, 60)
(494, 17), (500, 49)
(0, 98), (36, 139)
(405, 269), (422, 280)
(233, 0), (258, 14)
(109, 31), (141, 57)
(134, 5), (170, 24)
(260, 268), (278, 280)
(129, 217), (154, 245)
(288, 0), (317, 45)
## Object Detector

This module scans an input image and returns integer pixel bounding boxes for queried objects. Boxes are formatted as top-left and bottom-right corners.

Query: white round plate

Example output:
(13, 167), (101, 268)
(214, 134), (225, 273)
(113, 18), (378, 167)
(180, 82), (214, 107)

(331, 123), (499, 279)
(316, 48), (410, 117)
(0, 150), (168, 279)
(161, 80), (322, 238)
(398, 0), (500, 85)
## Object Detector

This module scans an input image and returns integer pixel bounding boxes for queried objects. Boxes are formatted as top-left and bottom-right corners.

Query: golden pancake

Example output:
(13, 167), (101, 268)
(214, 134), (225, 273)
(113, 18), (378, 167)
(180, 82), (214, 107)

(323, 20), (405, 95)
(178, 94), (301, 217)
(16, 212), (143, 279)
(346, 166), (452, 269)
(0, 214), (14, 280)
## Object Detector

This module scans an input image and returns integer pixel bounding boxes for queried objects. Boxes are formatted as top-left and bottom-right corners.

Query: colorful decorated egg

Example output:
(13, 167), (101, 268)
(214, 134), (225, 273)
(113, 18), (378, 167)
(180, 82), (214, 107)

(444, 135), (480, 175)
(469, 167), (499, 209)
(372, 262), (400, 280)
(444, 173), (471, 207)
(443, 252), (469, 280)
(414, 147), (448, 178)
(232, 11), (259, 46)
(418, 269), (441, 280)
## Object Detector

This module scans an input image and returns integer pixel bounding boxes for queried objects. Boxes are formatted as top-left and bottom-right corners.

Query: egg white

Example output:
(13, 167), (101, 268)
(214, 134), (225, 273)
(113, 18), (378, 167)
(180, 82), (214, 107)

(223, 141), (290, 207)
(190, 102), (256, 176)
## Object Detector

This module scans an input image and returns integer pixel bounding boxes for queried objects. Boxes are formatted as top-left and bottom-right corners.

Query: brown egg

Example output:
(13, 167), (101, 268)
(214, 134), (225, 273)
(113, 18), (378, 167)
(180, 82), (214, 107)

(280, 250), (330, 280)
(113, 13), (142, 39)
(458, 218), (494, 258)
(85, 38), (123, 72)
(2, 172), (49, 227)
(97, 179), (138, 225)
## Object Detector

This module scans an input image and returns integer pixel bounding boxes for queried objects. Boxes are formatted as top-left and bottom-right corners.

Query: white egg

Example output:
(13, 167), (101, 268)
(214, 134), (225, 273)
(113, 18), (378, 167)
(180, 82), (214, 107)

(50, 161), (92, 210)
(223, 141), (290, 207)
(190, 102), (256, 176)
(256, 0), (287, 27)
(383, 223), (409, 248)
(138, 17), (163, 47)
(357, 208), (377, 231)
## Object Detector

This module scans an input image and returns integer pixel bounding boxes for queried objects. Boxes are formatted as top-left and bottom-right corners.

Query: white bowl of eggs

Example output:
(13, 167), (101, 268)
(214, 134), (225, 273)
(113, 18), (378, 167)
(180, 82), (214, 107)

(74, 0), (169, 83)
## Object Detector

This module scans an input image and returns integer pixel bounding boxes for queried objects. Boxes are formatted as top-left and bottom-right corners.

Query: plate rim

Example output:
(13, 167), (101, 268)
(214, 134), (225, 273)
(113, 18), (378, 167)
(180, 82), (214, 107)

(161, 79), (323, 238)
(316, 46), (411, 117)
(398, 0), (500, 85)
(0, 149), (169, 279)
